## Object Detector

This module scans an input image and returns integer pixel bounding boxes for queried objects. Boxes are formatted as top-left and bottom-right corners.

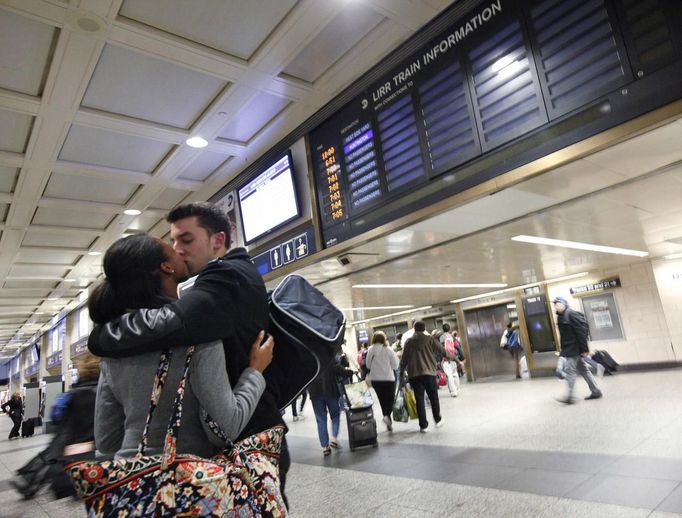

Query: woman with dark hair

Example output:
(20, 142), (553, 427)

(89, 234), (273, 458)
(365, 331), (399, 431)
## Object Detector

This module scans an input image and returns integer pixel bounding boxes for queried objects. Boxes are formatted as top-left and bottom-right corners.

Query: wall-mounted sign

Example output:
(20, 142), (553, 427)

(47, 351), (62, 369)
(570, 277), (621, 295)
(71, 337), (89, 358)
(25, 363), (39, 376)
(252, 227), (316, 277)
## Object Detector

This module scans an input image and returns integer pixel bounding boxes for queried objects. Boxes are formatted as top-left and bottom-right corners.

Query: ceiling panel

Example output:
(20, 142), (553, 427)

(0, 110), (33, 153)
(15, 249), (81, 265)
(218, 92), (289, 142)
(0, 298), (43, 306)
(178, 151), (230, 182)
(119, 0), (298, 60)
(82, 44), (227, 129)
(10, 264), (70, 277)
(0, 166), (19, 193)
(282, 3), (385, 82)
(126, 214), (164, 232)
(0, 204), (7, 223)
(22, 231), (96, 249)
(3, 279), (58, 289)
(43, 171), (138, 204)
(59, 125), (173, 172)
(0, 8), (57, 96)
(149, 188), (191, 211)
(32, 206), (114, 230)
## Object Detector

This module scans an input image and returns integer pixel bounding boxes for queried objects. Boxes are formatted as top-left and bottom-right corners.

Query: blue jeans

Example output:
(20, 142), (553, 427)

(311, 395), (341, 448)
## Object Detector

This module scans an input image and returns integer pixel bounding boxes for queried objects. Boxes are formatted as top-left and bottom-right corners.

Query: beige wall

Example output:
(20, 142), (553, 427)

(547, 261), (674, 365)
(651, 257), (682, 360)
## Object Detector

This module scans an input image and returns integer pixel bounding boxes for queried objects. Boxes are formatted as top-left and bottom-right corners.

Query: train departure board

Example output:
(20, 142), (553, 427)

(309, 0), (682, 247)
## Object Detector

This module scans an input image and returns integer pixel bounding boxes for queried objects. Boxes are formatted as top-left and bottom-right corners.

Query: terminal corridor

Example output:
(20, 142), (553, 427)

(1, 369), (681, 517)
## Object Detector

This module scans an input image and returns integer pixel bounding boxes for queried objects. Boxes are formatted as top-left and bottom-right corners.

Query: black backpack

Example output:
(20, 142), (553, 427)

(267, 274), (346, 410)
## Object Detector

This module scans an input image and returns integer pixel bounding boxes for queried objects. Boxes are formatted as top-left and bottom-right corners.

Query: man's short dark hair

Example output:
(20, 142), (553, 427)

(414, 320), (425, 332)
(167, 202), (231, 249)
(442, 323), (450, 332)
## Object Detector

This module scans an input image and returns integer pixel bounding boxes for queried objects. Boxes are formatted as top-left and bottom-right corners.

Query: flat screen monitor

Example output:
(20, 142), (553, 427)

(238, 151), (300, 244)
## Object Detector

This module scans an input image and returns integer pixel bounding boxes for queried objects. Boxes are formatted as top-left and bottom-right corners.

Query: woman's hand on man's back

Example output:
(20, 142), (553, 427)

(249, 331), (274, 373)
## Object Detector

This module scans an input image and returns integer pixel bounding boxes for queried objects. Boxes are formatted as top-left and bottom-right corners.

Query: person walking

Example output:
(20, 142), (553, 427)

(2, 393), (23, 440)
(553, 296), (603, 404)
(399, 321), (445, 432)
(502, 322), (523, 379)
(365, 331), (400, 431)
(308, 351), (354, 456)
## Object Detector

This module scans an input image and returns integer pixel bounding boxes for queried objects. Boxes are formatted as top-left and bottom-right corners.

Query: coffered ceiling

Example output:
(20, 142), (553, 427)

(0, 0), (452, 355)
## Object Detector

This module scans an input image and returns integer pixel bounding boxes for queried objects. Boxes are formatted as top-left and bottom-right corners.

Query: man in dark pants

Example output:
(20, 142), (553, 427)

(2, 393), (23, 439)
(554, 296), (603, 404)
(400, 321), (446, 432)
(87, 202), (290, 500)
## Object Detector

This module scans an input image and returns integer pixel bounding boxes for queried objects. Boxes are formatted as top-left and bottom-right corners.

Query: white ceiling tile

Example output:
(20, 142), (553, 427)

(59, 125), (173, 173)
(149, 188), (190, 210)
(218, 92), (289, 142)
(0, 110), (33, 153)
(22, 231), (95, 249)
(32, 207), (114, 230)
(0, 166), (18, 193)
(3, 279), (57, 289)
(119, 0), (297, 59)
(583, 123), (682, 178)
(282, 3), (384, 82)
(127, 214), (164, 232)
(82, 45), (227, 129)
(15, 249), (81, 265)
(43, 171), (138, 204)
(178, 151), (230, 182)
(10, 264), (70, 277)
(0, 9), (57, 96)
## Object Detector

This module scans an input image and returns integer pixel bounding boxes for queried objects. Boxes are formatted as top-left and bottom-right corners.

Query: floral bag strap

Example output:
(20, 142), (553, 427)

(138, 348), (174, 456)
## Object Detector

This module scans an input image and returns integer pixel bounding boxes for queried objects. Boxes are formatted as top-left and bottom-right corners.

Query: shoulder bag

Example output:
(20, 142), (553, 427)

(65, 347), (288, 517)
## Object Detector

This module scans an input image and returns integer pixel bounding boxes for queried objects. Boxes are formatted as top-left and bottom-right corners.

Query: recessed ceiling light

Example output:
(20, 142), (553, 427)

(511, 235), (649, 257)
(352, 283), (507, 289)
(339, 305), (414, 311)
(449, 272), (589, 304)
(186, 136), (208, 148)
(349, 305), (433, 325)
(124, 209), (141, 216)
(88, 251), (102, 256)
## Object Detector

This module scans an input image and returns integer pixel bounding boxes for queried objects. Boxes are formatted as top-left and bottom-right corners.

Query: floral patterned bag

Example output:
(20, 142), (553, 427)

(65, 346), (288, 517)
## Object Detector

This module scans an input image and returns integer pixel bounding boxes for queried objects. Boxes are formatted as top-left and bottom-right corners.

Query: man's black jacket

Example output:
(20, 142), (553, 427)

(88, 247), (284, 439)
(557, 307), (590, 358)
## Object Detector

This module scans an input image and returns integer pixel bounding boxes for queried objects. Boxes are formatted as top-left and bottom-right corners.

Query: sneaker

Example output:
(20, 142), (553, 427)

(382, 415), (393, 432)
(420, 426), (429, 433)
(585, 392), (603, 400)
(292, 416), (299, 422)
(556, 397), (575, 405)
(435, 419), (444, 428)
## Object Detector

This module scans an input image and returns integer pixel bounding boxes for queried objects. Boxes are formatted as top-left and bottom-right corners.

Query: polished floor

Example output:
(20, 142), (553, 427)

(0, 369), (681, 517)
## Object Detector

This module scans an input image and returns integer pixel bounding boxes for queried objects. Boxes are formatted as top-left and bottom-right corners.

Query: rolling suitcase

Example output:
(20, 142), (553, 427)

(345, 406), (377, 451)
(592, 350), (619, 374)
(21, 419), (35, 438)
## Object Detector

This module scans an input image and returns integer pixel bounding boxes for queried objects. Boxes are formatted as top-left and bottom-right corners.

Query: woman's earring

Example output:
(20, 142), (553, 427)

(170, 269), (175, 274)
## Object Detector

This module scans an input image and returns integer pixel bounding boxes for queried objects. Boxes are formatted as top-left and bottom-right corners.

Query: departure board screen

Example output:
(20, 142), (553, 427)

(309, 0), (680, 247)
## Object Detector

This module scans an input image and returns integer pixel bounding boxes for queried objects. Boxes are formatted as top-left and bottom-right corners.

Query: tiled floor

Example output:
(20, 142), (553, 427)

(0, 369), (681, 516)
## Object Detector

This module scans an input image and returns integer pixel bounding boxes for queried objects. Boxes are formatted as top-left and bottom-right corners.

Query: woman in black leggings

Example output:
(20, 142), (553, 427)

(365, 331), (400, 432)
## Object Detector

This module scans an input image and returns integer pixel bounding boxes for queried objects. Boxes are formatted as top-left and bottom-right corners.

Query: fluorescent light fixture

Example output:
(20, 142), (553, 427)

(340, 305), (414, 311)
(664, 253), (682, 260)
(352, 283), (507, 289)
(450, 272), (589, 304)
(349, 305), (432, 325)
(88, 251), (102, 256)
(511, 235), (648, 257)
(186, 136), (208, 148)
(124, 209), (141, 216)
(63, 279), (76, 282)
